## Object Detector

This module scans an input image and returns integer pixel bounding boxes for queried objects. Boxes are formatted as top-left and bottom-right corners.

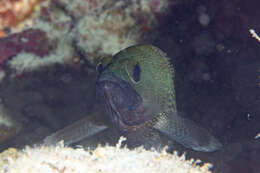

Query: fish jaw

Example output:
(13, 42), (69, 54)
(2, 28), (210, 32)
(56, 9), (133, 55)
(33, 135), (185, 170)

(96, 73), (154, 134)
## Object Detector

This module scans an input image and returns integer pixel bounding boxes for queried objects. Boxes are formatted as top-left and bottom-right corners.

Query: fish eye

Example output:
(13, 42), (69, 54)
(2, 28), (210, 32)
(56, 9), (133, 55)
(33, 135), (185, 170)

(125, 61), (141, 83)
(132, 63), (141, 82)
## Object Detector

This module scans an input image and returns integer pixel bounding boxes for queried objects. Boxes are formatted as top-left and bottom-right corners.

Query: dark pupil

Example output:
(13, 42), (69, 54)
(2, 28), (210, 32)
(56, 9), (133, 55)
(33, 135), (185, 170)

(132, 64), (141, 82)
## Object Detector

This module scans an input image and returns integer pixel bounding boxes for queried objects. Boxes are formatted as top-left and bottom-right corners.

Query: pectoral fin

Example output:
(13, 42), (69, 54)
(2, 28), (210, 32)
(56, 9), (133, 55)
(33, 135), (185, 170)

(154, 112), (222, 152)
(44, 112), (108, 146)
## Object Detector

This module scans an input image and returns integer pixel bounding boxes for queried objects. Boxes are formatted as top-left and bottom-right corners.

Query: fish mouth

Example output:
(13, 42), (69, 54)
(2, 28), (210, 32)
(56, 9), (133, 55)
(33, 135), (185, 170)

(96, 73), (151, 133)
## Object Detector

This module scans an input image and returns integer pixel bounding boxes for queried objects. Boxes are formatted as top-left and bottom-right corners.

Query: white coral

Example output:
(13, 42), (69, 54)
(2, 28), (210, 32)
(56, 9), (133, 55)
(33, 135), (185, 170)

(8, 38), (73, 74)
(1, 138), (212, 173)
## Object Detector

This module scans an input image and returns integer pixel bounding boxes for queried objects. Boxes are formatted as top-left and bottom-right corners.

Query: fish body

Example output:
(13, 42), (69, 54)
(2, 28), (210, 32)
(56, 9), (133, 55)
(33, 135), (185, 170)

(44, 45), (222, 152)
(96, 45), (222, 152)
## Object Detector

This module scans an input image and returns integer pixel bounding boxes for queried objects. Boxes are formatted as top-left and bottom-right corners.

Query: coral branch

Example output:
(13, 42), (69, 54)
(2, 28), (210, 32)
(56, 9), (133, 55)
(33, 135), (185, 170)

(249, 29), (260, 43)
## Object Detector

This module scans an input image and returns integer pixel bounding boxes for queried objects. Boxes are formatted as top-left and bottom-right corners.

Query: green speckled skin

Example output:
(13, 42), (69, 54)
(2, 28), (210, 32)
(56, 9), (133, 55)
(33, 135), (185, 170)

(98, 45), (222, 152)
(102, 45), (176, 113)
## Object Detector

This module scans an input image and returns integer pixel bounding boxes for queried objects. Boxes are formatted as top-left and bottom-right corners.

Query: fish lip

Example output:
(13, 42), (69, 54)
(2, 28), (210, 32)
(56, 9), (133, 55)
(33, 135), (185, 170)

(97, 73), (122, 84)
(96, 73), (148, 133)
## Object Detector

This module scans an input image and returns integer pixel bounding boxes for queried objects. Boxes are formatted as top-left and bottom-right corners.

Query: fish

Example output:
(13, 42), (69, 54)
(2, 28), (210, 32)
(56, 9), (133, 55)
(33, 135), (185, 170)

(44, 45), (222, 152)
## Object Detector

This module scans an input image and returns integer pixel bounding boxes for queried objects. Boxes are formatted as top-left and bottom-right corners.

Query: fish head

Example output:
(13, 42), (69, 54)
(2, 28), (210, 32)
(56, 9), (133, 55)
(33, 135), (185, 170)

(96, 45), (173, 134)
